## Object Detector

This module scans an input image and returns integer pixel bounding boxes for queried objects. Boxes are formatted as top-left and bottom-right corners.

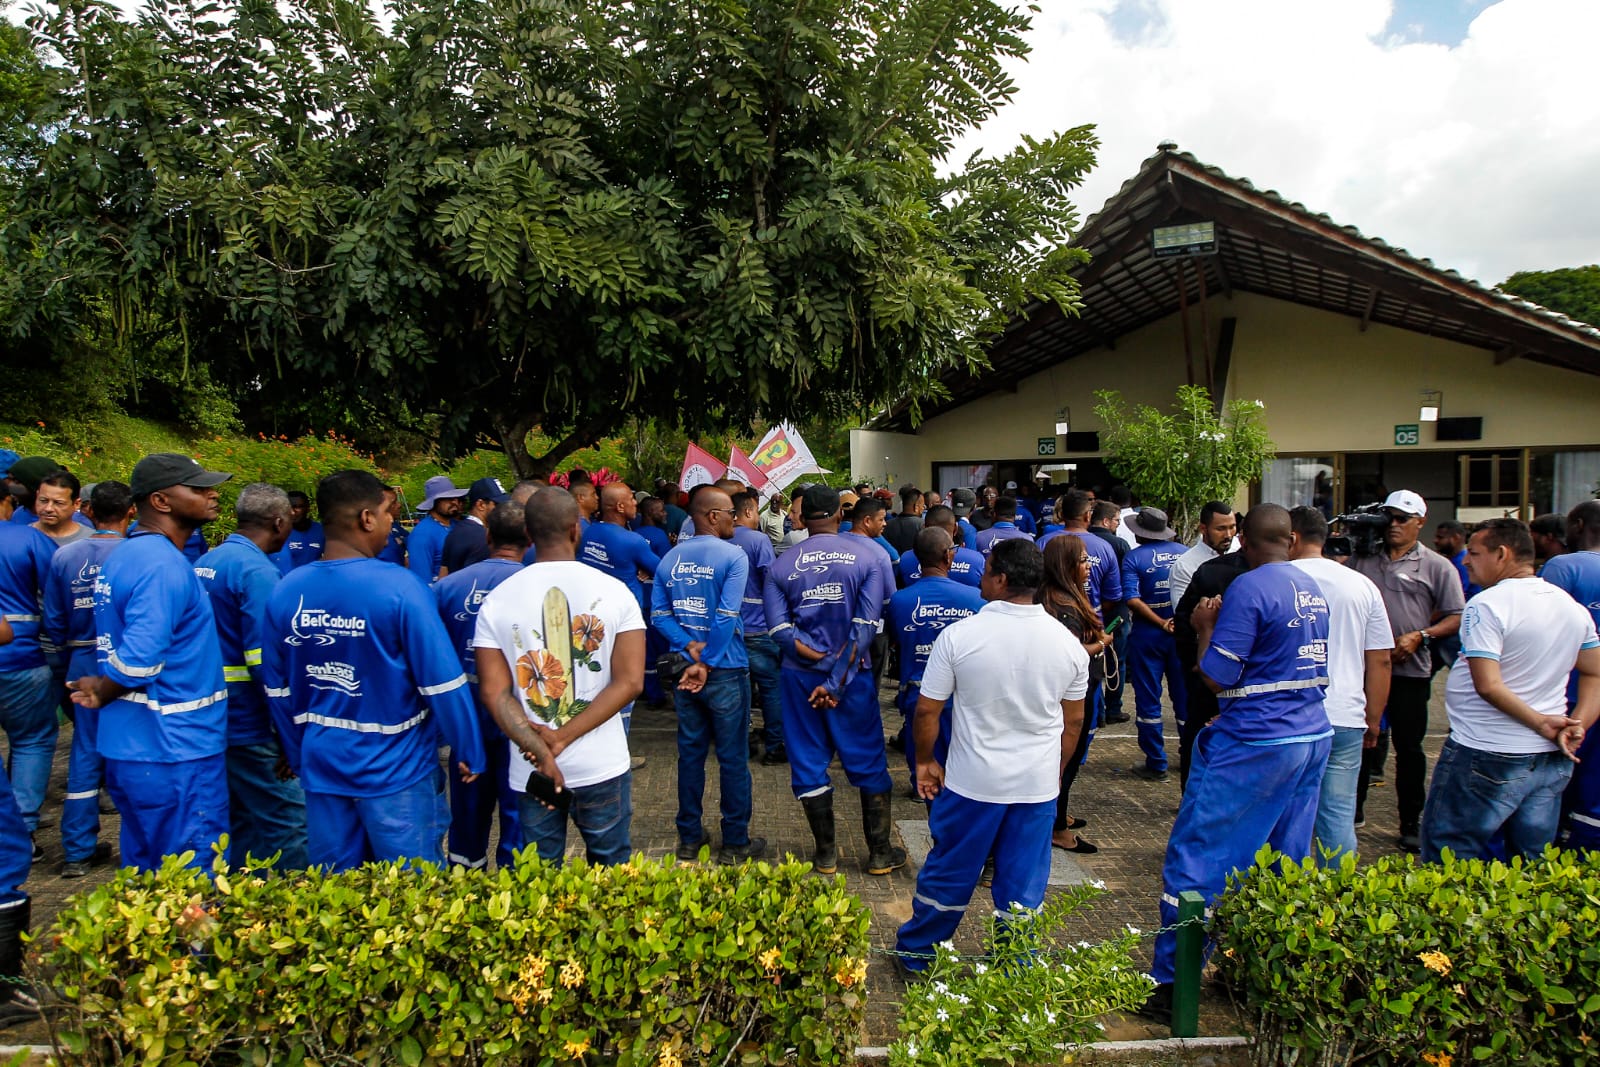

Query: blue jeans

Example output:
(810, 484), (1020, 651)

(744, 635), (784, 750)
(675, 668), (753, 847)
(0, 666), (60, 832)
(303, 772), (444, 872)
(226, 742), (311, 870)
(517, 771), (631, 867)
(1420, 738), (1573, 864)
(1315, 726), (1366, 863)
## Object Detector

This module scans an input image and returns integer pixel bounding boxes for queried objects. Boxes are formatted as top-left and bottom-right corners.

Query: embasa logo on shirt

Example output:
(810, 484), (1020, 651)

(583, 543), (611, 565)
(674, 595), (709, 615)
(286, 596), (368, 646)
(671, 560), (716, 584)
(801, 582), (845, 604)
(305, 660), (361, 696)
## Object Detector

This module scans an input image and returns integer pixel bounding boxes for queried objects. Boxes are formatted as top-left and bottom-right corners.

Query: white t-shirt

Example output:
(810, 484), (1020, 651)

(472, 560), (645, 790)
(1445, 577), (1600, 754)
(1168, 541), (1219, 608)
(1288, 558), (1394, 730)
(919, 600), (1090, 804)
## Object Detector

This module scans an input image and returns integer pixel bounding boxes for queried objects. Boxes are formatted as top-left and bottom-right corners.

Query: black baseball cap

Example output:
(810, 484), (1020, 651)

(129, 453), (232, 498)
(801, 484), (842, 521)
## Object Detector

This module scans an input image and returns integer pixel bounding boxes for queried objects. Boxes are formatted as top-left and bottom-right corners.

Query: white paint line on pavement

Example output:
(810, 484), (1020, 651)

(897, 820), (1094, 886)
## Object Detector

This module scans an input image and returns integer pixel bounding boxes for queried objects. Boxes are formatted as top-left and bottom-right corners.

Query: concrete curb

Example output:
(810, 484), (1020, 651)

(855, 1035), (1250, 1059)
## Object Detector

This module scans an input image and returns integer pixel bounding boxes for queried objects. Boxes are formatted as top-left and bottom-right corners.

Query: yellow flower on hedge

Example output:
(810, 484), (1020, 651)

(1421, 1052), (1452, 1067)
(1417, 950), (1452, 976)
(657, 1047), (682, 1067)
(560, 960), (585, 988)
(834, 957), (867, 988)
(1452, 983), (1465, 996)
(563, 1036), (591, 1057)
(759, 948), (782, 972)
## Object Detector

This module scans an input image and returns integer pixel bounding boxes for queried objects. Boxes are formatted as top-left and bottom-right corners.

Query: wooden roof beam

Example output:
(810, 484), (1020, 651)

(1359, 286), (1380, 332)
(1494, 345), (1523, 365)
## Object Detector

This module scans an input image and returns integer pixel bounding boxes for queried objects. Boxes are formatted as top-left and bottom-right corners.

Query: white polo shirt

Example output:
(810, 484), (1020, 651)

(1289, 557), (1394, 730)
(919, 600), (1090, 804)
(1445, 577), (1599, 754)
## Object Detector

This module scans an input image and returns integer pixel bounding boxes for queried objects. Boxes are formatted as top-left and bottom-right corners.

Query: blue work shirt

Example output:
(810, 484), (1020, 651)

(8, 508), (35, 526)
(873, 534), (900, 563)
(272, 522), (324, 575)
(1121, 541), (1186, 622)
(1014, 508), (1037, 535)
(92, 530), (228, 762)
(763, 532), (884, 689)
(898, 546), (985, 589)
(731, 525), (775, 634)
(1199, 562), (1332, 743)
(956, 517), (978, 549)
(1040, 528), (1123, 612)
(42, 531), (122, 678)
(886, 575), (985, 695)
(435, 557), (524, 683)
(406, 515), (452, 584)
(975, 521), (1030, 557)
(378, 524), (407, 566)
(0, 523), (57, 672)
(194, 534), (283, 747)
(652, 536), (748, 669)
(261, 557), (486, 797)
(1539, 550), (1600, 705)
(639, 524), (672, 559)
(579, 520), (662, 612)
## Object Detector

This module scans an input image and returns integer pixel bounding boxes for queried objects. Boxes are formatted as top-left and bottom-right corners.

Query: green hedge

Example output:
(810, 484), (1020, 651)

(1212, 846), (1600, 1067)
(38, 852), (871, 1065)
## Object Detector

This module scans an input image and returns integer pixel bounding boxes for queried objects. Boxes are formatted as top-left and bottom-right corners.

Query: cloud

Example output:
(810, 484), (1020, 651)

(959, 0), (1600, 285)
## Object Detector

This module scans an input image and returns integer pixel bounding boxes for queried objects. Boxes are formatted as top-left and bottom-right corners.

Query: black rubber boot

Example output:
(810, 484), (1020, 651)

(0, 898), (39, 1029)
(861, 789), (907, 875)
(800, 793), (838, 874)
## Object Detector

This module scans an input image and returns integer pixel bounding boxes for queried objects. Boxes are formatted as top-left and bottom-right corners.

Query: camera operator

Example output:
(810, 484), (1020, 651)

(1345, 490), (1465, 852)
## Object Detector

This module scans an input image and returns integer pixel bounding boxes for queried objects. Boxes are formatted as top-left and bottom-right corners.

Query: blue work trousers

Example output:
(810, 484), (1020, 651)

(448, 734), (521, 869)
(226, 741), (310, 870)
(1151, 730), (1329, 984)
(896, 687), (951, 788)
(1560, 724), (1600, 850)
(0, 758), (31, 908)
(1128, 624), (1187, 772)
(517, 771), (631, 867)
(303, 771), (444, 873)
(745, 634), (784, 750)
(0, 666), (59, 832)
(782, 667), (892, 797)
(61, 706), (104, 862)
(675, 668), (753, 847)
(1421, 738), (1573, 864)
(105, 754), (230, 873)
(895, 789), (1054, 971)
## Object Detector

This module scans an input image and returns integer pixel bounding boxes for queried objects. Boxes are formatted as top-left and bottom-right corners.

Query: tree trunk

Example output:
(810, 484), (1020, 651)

(490, 411), (539, 480)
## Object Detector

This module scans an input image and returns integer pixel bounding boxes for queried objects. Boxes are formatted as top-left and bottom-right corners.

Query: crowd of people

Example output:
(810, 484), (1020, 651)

(0, 443), (1597, 1028)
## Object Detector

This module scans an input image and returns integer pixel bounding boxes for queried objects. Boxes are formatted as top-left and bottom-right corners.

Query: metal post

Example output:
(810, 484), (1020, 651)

(1171, 890), (1206, 1039)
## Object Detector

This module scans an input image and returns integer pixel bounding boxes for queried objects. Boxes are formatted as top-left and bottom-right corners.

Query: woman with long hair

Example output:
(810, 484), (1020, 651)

(1037, 534), (1109, 854)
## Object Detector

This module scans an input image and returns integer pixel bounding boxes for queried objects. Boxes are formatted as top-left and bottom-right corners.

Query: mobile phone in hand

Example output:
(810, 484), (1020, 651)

(525, 769), (571, 811)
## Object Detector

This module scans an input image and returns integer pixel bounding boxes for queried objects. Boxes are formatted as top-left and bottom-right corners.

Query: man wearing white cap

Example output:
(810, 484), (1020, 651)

(406, 476), (468, 585)
(1346, 489), (1465, 851)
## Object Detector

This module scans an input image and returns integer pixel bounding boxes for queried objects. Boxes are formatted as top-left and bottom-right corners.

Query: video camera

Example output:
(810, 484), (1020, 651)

(1326, 504), (1392, 559)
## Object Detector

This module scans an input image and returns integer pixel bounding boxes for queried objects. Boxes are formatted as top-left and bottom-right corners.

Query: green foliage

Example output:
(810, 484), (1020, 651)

(39, 849), (870, 1066)
(192, 432), (379, 539)
(4, 0), (1095, 475)
(1092, 386), (1275, 535)
(890, 884), (1153, 1066)
(1500, 264), (1600, 327)
(1213, 846), (1600, 1067)
(0, 414), (192, 484)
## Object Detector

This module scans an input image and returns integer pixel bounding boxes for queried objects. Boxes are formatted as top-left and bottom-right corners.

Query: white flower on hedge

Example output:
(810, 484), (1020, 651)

(1021, 1014), (1030, 1025)
(1125, 924), (1141, 935)
(936, 1008), (949, 1022)
(973, 963), (987, 975)
(932, 981), (948, 995)
(954, 994), (970, 1005)
(1090, 880), (1106, 889)
(906, 1044), (918, 1058)
(1045, 1010), (1057, 1024)
(1076, 940), (1091, 948)
(937, 940), (955, 952)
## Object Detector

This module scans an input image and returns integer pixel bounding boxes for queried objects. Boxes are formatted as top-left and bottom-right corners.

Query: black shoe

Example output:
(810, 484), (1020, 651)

(1399, 832), (1420, 853)
(61, 841), (112, 879)
(675, 840), (708, 862)
(1102, 711), (1131, 725)
(717, 837), (767, 865)
(759, 747), (788, 766)
(1066, 817), (1088, 830)
(861, 790), (907, 875)
(1128, 764), (1171, 783)
(1138, 982), (1174, 1025)
(1052, 836), (1098, 855)
(98, 791), (118, 816)
(800, 793), (839, 873)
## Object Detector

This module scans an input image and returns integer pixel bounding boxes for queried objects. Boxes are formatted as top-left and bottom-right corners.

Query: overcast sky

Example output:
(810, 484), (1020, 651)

(957, 0), (1597, 286)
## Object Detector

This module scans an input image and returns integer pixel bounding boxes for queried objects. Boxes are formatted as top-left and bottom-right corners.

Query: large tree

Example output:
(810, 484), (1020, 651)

(1500, 265), (1600, 329)
(4, 0), (1095, 474)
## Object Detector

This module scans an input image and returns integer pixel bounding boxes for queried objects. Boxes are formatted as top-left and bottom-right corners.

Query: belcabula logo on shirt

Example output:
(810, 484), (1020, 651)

(286, 596), (367, 645)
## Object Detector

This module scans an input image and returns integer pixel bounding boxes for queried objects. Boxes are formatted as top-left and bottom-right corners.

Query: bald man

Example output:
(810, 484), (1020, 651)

(1142, 505), (1333, 1024)
(577, 483), (662, 735)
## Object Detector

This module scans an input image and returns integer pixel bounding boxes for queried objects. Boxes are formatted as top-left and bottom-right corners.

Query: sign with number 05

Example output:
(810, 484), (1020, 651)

(1394, 424), (1420, 447)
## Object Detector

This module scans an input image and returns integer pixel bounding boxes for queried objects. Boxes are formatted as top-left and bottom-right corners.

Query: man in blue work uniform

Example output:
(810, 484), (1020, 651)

(435, 502), (527, 869)
(654, 488), (765, 864)
(1120, 507), (1189, 781)
(949, 489), (979, 551)
(261, 470), (486, 871)
(271, 491), (324, 574)
(194, 483), (310, 870)
(897, 505), (984, 589)
(732, 491), (785, 764)
(894, 538), (1088, 972)
(1541, 501), (1600, 851)
(763, 484), (904, 876)
(579, 482), (662, 734)
(440, 478), (509, 577)
(42, 481), (133, 876)
(407, 476), (466, 585)
(0, 484), (58, 866)
(886, 527), (985, 783)
(973, 497), (1030, 557)
(69, 453), (232, 872)
(1142, 505), (1331, 1024)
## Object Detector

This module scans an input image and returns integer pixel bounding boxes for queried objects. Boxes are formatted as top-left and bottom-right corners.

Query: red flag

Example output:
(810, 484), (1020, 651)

(679, 442), (723, 491)
(726, 445), (770, 491)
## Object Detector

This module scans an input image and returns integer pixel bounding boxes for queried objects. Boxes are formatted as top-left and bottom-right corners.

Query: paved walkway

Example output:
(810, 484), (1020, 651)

(14, 683), (1445, 1047)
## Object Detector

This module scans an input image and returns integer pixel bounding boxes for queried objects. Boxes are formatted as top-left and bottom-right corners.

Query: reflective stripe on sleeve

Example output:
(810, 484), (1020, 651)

(223, 666), (252, 683)
(120, 689), (227, 715)
(108, 649), (164, 679)
(243, 648), (263, 667)
(417, 675), (467, 698)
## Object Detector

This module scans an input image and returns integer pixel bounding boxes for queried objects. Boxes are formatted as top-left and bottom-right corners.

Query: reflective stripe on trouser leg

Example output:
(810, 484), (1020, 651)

(896, 789), (1007, 968)
(61, 705), (104, 862)
(1559, 721), (1600, 849)
(1128, 624), (1170, 771)
(782, 667), (892, 798)
(1150, 730), (1331, 984)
